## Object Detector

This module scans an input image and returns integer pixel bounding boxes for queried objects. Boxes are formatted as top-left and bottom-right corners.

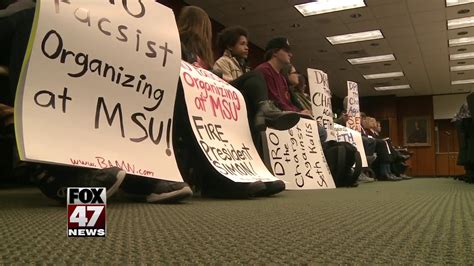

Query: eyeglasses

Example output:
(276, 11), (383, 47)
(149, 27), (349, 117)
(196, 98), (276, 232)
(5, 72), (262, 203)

(290, 71), (299, 74)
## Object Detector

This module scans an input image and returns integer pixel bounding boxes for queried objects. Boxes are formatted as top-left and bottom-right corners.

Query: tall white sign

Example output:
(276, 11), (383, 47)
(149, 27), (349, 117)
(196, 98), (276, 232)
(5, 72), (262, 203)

(334, 124), (368, 167)
(265, 118), (335, 190)
(346, 81), (361, 132)
(15, 0), (183, 181)
(307, 68), (336, 141)
(180, 61), (278, 183)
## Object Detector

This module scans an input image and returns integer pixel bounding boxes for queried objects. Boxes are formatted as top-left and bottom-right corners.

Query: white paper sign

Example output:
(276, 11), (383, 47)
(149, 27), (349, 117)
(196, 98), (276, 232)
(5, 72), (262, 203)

(265, 118), (335, 190)
(15, 0), (183, 181)
(346, 81), (361, 132)
(179, 61), (278, 183)
(307, 68), (336, 141)
(334, 124), (368, 167)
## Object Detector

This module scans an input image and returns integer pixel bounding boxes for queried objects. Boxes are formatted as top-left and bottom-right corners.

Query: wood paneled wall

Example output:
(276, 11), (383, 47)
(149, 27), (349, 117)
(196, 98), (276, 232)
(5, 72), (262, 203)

(360, 95), (461, 176)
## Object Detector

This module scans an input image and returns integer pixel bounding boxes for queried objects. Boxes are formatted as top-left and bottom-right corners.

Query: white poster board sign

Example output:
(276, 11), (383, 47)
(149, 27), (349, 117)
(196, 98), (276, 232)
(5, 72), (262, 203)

(15, 0), (183, 181)
(307, 68), (336, 141)
(334, 124), (368, 167)
(346, 81), (361, 132)
(265, 118), (335, 190)
(179, 61), (278, 183)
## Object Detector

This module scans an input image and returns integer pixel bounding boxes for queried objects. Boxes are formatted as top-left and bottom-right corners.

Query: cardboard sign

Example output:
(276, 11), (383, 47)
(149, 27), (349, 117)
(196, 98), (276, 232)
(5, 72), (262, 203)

(307, 68), (336, 141)
(346, 81), (361, 132)
(265, 118), (335, 190)
(15, 0), (183, 181)
(334, 124), (368, 167)
(179, 61), (278, 183)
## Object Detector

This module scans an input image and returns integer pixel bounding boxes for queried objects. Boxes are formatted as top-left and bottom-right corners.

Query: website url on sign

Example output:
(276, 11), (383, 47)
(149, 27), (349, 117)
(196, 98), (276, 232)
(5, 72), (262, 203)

(69, 156), (154, 177)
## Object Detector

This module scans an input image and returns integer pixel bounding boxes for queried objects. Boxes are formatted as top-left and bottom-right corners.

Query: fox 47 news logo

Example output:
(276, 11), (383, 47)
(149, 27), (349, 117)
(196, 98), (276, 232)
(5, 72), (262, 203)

(67, 188), (106, 237)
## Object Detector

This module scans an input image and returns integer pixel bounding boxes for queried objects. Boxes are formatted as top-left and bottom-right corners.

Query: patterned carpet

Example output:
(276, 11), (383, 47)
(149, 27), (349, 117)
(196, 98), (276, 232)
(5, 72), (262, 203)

(0, 178), (473, 264)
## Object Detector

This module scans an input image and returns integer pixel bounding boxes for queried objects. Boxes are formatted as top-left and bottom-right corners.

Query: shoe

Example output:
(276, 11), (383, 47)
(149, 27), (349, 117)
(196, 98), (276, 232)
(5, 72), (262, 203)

(390, 174), (403, 181)
(201, 180), (266, 199)
(254, 100), (300, 131)
(246, 181), (268, 196)
(386, 174), (402, 181)
(399, 174), (412, 180)
(78, 167), (127, 198)
(378, 174), (401, 181)
(146, 180), (193, 203)
(255, 180), (286, 196)
(357, 173), (375, 183)
(37, 166), (126, 203)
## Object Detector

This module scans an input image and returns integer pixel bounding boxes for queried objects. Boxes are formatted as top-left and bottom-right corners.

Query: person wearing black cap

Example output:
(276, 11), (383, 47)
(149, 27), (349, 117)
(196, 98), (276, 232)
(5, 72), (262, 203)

(256, 37), (312, 116)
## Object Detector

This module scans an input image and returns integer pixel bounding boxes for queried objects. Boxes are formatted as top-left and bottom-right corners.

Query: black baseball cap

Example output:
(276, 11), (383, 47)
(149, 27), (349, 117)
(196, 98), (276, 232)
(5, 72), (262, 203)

(265, 37), (291, 52)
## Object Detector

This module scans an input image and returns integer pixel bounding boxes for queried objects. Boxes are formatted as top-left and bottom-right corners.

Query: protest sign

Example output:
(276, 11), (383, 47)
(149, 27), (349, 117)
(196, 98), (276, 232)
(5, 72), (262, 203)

(307, 68), (336, 141)
(334, 124), (368, 167)
(346, 81), (361, 132)
(265, 118), (335, 190)
(15, 0), (183, 181)
(180, 61), (278, 183)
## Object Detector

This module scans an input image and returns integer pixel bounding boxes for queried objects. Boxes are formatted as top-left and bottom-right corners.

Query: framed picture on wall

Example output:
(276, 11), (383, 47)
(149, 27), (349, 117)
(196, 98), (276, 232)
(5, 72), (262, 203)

(403, 116), (431, 146)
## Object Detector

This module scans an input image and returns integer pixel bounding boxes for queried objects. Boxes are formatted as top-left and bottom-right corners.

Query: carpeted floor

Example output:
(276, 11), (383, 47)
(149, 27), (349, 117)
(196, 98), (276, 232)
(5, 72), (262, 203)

(0, 178), (473, 264)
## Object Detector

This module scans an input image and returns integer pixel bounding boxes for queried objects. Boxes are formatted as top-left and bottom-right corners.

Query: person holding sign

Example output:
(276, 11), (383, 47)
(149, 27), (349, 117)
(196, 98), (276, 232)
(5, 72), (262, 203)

(212, 26), (300, 132)
(336, 99), (376, 160)
(282, 65), (311, 111)
(281, 64), (327, 142)
(175, 6), (287, 198)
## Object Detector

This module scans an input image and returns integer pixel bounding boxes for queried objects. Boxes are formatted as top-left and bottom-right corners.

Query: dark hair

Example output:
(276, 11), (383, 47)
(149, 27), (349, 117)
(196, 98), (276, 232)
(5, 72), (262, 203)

(295, 74), (306, 92)
(177, 6), (214, 68)
(282, 64), (305, 91)
(264, 48), (278, 61)
(281, 63), (293, 84)
(217, 26), (248, 52)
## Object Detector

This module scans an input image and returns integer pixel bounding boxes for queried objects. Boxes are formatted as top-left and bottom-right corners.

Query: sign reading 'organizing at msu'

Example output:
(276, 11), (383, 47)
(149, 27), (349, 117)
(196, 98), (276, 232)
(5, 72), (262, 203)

(67, 187), (106, 237)
(15, 0), (183, 181)
(179, 61), (278, 183)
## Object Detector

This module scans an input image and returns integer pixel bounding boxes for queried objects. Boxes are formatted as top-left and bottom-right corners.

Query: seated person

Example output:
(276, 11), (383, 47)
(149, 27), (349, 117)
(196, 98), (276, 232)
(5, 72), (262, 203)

(213, 26), (250, 82)
(282, 64), (311, 111)
(333, 103), (375, 183)
(212, 26), (302, 165)
(175, 6), (285, 198)
(211, 26), (300, 132)
(370, 118), (411, 179)
(335, 103), (376, 164)
(363, 116), (405, 181)
(255, 37), (312, 117)
(281, 63), (327, 142)
(2, 7), (192, 204)
(334, 97), (349, 127)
